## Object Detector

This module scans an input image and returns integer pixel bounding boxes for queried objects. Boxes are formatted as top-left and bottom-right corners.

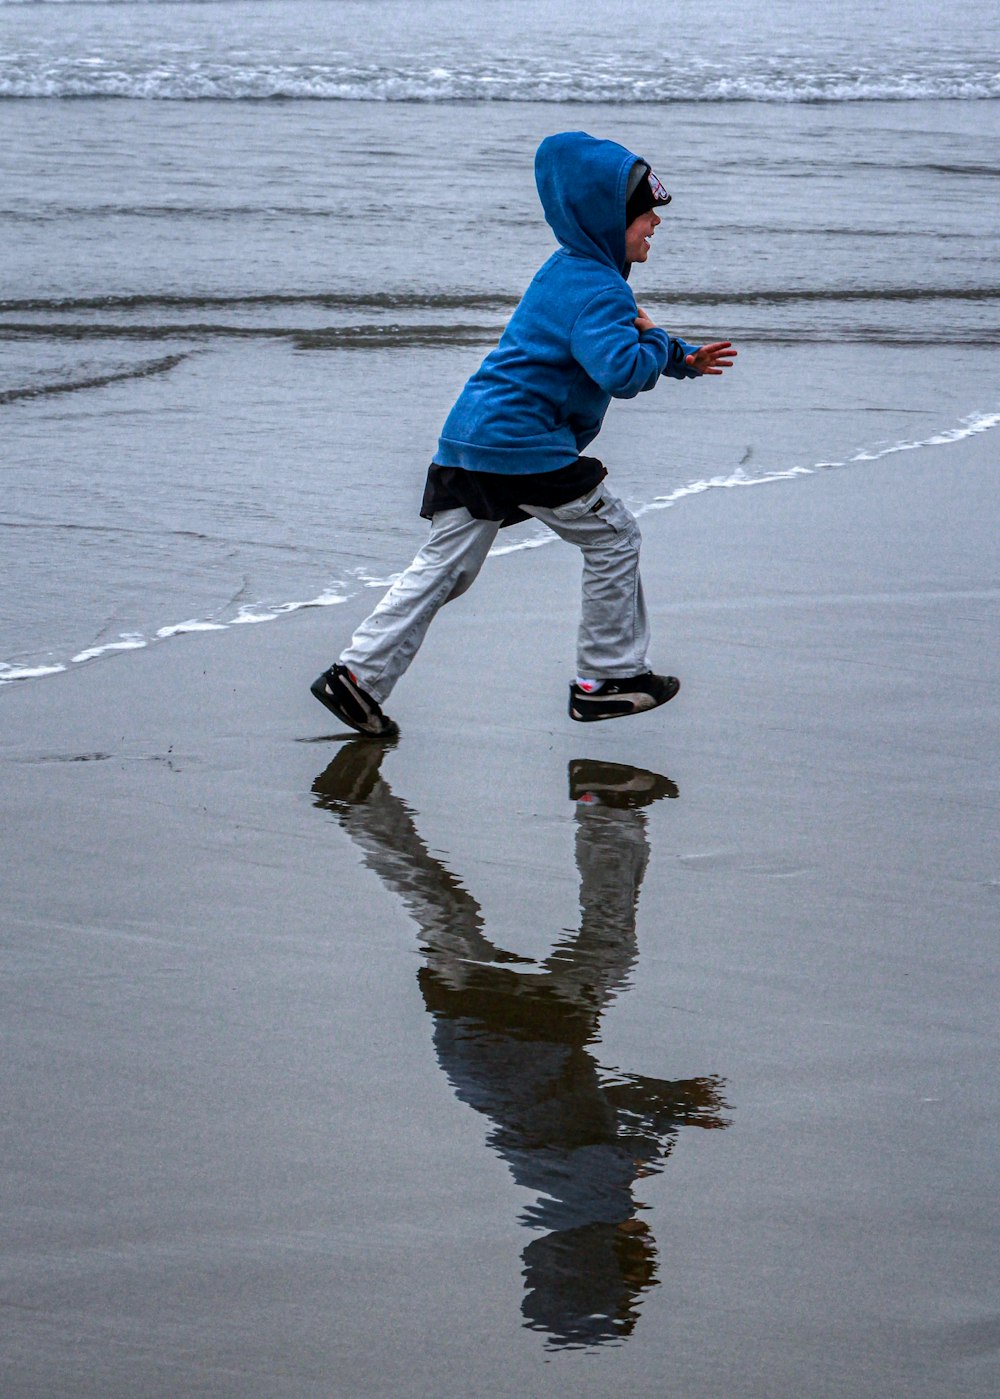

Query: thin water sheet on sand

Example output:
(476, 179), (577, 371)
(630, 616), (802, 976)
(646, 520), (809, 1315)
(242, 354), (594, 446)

(3, 426), (998, 1396)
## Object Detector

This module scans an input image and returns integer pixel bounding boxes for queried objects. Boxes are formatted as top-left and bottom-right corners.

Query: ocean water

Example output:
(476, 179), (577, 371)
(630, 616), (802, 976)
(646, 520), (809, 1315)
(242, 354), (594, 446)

(1, 0), (999, 681)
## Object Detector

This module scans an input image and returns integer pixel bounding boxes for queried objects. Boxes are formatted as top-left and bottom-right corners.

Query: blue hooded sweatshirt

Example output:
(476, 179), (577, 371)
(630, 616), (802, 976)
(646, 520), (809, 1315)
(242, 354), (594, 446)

(435, 131), (699, 477)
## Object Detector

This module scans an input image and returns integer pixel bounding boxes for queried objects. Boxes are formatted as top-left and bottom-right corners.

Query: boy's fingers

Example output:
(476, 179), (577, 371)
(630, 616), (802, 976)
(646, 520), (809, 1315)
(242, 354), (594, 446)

(687, 341), (736, 373)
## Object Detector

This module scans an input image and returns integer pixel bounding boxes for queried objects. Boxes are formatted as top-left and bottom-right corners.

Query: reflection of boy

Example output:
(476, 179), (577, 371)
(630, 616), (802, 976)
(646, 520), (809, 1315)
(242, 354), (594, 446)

(312, 131), (735, 736)
(311, 746), (731, 1348)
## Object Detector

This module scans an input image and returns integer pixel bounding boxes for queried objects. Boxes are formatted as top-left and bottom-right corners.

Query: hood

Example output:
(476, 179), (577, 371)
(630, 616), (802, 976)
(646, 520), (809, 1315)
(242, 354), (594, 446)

(534, 131), (644, 276)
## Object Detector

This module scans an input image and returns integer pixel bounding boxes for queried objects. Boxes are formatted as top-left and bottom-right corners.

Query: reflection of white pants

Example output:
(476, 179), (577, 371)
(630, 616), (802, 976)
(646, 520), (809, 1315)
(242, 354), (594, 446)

(340, 483), (651, 703)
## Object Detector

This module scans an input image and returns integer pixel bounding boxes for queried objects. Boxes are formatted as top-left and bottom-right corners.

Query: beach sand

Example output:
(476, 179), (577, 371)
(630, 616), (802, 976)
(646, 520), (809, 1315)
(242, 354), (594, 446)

(3, 436), (998, 1397)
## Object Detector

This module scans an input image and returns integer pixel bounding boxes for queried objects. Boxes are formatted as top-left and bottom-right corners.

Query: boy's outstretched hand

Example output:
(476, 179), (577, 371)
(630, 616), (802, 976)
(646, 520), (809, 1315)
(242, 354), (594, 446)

(685, 341), (737, 375)
(634, 309), (737, 375)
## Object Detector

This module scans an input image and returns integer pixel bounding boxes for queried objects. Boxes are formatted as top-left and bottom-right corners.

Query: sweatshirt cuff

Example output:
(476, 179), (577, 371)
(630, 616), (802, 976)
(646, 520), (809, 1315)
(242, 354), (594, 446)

(663, 336), (702, 380)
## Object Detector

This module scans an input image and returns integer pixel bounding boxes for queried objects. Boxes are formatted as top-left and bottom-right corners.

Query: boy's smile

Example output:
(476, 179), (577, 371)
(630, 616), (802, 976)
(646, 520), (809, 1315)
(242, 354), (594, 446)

(625, 209), (661, 263)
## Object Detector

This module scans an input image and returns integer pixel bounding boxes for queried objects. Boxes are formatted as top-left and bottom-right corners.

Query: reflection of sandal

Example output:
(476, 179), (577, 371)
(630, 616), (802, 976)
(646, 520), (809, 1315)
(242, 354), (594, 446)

(569, 760), (678, 808)
(568, 671), (679, 722)
(310, 663), (399, 737)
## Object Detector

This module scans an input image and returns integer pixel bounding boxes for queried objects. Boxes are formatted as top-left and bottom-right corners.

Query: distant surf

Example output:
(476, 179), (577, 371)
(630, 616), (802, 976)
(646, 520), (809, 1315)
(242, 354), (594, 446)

(1, 37), (997, 103)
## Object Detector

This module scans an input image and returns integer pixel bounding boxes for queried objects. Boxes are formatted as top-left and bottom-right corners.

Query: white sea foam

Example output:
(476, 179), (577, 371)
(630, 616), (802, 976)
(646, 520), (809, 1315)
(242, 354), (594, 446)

(228, 608), (279, 626)
(490, 532), (558, 558)
(641, 465), (816, 514)
(155, 619), (228, 638)
(229, 587), (348, 624)
(850, 411), (1000, 461)
(488, 466), (818, 559)
(488, 409), (1000, 558)
(352, 569), (403, 589)
(270, 590), (349, 612)
(70, 634), (148, 663)
(1, 589), (351, 680)
(0, 661), (67, 682)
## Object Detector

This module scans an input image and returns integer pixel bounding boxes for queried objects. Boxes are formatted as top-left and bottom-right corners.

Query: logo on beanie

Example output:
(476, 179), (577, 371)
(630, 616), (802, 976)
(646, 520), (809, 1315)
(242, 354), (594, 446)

(647, 170), (671, 206)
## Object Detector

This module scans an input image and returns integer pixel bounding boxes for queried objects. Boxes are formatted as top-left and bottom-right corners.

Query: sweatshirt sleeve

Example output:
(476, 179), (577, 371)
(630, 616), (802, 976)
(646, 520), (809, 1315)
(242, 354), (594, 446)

(569, 286), (670, 398)
(663, 335), (702, 380)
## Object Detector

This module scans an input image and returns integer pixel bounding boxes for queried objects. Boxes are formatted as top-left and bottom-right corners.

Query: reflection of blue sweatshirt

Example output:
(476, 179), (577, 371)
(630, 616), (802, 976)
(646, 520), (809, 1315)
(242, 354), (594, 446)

(436, 131), (700, 476)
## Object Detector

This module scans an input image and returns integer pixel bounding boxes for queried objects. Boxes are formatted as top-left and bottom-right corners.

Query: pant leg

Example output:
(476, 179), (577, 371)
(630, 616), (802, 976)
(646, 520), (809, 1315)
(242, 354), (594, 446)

(340, 507), (500, 702)
(523, 485), (650, 679)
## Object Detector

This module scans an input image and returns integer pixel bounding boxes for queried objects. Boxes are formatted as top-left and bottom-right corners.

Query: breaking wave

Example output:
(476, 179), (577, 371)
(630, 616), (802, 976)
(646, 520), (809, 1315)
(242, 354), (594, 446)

(1, 58), (997, 102)
(3, 288), (998, 355)
(0, 352), (189, 404)
(4, 287), (999, 316)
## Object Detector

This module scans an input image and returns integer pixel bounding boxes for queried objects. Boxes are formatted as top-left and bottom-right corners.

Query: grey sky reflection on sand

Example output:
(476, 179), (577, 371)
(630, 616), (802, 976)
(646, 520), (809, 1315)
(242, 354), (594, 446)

(311, 746), (730, 1350)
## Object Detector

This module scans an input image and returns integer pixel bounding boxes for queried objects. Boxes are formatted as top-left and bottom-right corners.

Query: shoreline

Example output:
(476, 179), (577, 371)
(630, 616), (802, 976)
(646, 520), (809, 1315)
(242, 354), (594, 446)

(4, 398), (998, 690)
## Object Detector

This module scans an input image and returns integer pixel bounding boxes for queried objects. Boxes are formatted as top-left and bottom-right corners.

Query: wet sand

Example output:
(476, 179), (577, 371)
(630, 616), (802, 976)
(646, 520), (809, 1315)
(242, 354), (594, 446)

(3, 435), (998, 1397)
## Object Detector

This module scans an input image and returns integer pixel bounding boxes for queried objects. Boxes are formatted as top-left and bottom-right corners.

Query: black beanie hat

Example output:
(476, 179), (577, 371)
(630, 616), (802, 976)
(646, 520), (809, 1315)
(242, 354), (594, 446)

(625, 161), (672, 226)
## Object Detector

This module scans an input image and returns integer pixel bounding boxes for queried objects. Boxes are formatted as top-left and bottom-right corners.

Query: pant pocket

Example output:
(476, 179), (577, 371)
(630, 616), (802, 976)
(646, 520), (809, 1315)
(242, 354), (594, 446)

(548, 483), (607, 522)
(589, 492), (639, 540)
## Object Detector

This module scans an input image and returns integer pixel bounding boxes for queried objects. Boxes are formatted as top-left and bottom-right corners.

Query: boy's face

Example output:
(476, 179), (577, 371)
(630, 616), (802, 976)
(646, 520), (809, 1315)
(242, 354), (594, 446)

(625, 209), (661, 264)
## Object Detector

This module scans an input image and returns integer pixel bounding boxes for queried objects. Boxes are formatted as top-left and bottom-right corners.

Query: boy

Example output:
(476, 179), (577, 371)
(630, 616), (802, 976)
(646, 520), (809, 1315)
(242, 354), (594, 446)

(312, 131), (735, 737)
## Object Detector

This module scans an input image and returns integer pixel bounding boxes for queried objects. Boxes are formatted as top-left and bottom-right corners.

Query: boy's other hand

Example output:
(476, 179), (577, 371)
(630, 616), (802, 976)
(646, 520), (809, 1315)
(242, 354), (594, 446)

(633, 304), (656, 334)
(685, 341), (737, 376)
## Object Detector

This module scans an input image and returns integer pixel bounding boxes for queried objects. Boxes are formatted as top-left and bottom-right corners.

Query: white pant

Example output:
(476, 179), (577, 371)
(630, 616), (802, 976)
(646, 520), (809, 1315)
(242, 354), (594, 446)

(340, 482), (651, 703)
